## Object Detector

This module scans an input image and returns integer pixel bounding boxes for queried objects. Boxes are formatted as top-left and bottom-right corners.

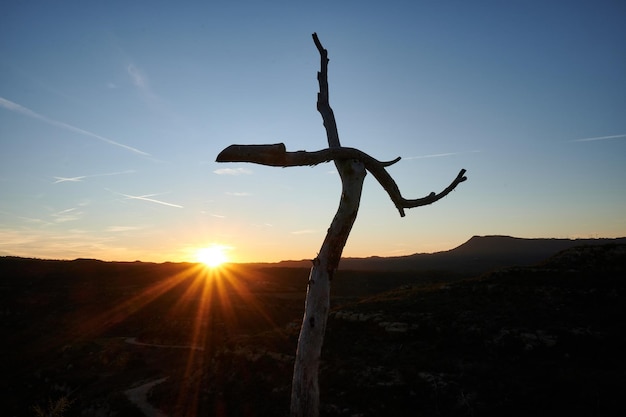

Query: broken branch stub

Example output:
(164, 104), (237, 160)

(312, 32), (340, 149)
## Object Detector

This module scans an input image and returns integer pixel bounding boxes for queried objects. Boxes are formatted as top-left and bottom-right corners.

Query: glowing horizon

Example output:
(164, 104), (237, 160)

(3, 232), (626, 265)
(1, 2), (625, 265)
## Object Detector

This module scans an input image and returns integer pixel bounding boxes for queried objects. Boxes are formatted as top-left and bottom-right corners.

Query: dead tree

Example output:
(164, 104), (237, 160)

(216, 33), (467, 417)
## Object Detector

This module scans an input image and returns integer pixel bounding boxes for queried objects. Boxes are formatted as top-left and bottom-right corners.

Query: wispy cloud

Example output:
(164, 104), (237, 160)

(106, 225), (145, 232)
(291, 229), (316, 235)
(199, 210), (226, 218)
(0, 96), (150, 156)
(213, 167), (253, 175)
(0, 227), (133, 261)
(127, 64), (147, 89)
(52, 207), (83, 223)
(0, 228), (43, 248)
(405, 150), (481, 160)
(53, 170), (135, 184)
(252, 223), (274, 228)
(127, 63), (160, 104)
(570, 134), (626, 142)
(18, 216), (53, 226)
(225, 192), (251, 197)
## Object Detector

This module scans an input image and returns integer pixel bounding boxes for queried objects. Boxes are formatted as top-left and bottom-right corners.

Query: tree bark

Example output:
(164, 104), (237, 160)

(290, 159), (365, 417)
(290, 32), (360, 417)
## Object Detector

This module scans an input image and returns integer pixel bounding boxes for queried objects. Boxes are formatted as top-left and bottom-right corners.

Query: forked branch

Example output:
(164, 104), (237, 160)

(216, 33), (467, 216)
(216, 144), (467, 217)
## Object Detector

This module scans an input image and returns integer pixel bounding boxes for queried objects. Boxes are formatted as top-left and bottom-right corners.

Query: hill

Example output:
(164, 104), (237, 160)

(277, 235), (626, 273)
(1, 241), (625, 416)
(184, 242), (626, 416)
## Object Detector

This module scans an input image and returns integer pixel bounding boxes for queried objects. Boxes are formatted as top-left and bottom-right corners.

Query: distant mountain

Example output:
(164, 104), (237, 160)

(275, 235), (626, 274)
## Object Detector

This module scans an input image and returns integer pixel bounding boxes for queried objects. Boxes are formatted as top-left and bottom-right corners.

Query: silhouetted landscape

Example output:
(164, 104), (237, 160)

(2, 235), (625, 416)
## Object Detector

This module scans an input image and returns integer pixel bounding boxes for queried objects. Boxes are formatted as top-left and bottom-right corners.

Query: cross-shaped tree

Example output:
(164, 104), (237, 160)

(217, 33), (467, 417)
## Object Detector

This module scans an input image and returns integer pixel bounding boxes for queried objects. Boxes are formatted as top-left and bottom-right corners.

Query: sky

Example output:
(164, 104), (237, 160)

(1, 0), (625, 263)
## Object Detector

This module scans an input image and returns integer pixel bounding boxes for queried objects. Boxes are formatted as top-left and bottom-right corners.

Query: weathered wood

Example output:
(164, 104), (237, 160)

(312, 32), (340, 149)
(217, 143), (466, 217)
(290, 159), (365, 417)
(215, 32), (468, 417)
(216, 143), (401, 167)
(289, 32), (358, 417)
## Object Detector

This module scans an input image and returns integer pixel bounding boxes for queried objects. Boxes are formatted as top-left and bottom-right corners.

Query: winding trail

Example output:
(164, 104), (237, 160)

(124, 337), (204, 351)
(123, 337), (204, 416)
(124, 377), (169, 417)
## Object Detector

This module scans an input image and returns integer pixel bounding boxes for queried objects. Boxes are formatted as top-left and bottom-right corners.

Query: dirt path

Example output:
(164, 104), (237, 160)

(124, 377), (169, 417)
(124, 337), (204, 350)
(123, 337), (203, 416)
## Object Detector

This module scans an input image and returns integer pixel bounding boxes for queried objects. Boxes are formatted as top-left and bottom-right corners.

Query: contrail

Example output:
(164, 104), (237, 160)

(54, 176), (86, 183)
(124, 194), (183, 208)
(119, 192), (183, 209)
(0, 96), (150, 156)
(406, 152), (458, 160)
(405, 150), (481, 160)
(571, 134), (626, 142)
(53, 170), (135, 183)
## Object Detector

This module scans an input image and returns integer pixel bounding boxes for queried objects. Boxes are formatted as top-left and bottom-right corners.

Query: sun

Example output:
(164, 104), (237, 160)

(195, 245), (229, 268)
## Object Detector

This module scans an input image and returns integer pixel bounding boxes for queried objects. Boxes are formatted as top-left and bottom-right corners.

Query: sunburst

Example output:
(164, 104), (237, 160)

(195, 245), (229, 268)
(65, 251), (278, 416)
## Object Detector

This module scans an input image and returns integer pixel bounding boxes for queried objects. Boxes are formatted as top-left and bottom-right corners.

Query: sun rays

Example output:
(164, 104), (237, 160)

(63, 260), (279, 416)
(195, 245), (230, 268)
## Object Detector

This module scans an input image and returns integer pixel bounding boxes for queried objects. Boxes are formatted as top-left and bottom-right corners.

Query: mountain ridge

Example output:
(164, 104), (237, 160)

(275, 235), (626, 273)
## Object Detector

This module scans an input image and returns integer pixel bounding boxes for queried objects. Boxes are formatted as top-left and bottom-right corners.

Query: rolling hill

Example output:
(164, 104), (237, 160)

(276, 235), (626, 273)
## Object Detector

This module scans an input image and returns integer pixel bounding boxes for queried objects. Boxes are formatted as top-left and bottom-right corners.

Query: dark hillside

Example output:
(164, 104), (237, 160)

(1, 243), (624, 416)
(183, 243), (626, 416)
(319, 243), (626, 416)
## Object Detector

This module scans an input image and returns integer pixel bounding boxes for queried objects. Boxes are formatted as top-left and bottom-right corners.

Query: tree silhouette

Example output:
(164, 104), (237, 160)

(217, 33), (467, 417)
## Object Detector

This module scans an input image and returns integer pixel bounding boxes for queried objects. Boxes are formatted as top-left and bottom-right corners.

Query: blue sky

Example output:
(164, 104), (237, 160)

(1, 0), (625, 263)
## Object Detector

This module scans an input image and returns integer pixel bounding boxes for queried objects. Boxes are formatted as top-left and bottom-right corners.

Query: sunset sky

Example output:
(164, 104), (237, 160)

(1, 1), (625, 263)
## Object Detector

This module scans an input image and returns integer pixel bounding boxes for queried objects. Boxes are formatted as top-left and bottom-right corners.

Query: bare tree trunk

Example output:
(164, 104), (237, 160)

(215, 32), (467, 417)
(289, 159), (365, 417)
(289, 33), (367, 417)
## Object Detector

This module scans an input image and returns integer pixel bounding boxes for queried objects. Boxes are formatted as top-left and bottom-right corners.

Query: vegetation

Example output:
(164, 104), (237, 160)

(1, 239), (624, 416)
(32, 396), (73, 417)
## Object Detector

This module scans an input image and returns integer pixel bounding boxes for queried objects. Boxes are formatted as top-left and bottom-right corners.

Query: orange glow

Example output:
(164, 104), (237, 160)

(195, 245), (229, 268)
(63, 261), (279, 416)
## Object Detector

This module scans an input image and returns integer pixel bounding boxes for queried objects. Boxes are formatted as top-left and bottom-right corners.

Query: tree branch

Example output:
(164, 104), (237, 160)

(216, 143), (400, 167)
(312, 32), (341, 149)
(216, 143), (467, 217)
